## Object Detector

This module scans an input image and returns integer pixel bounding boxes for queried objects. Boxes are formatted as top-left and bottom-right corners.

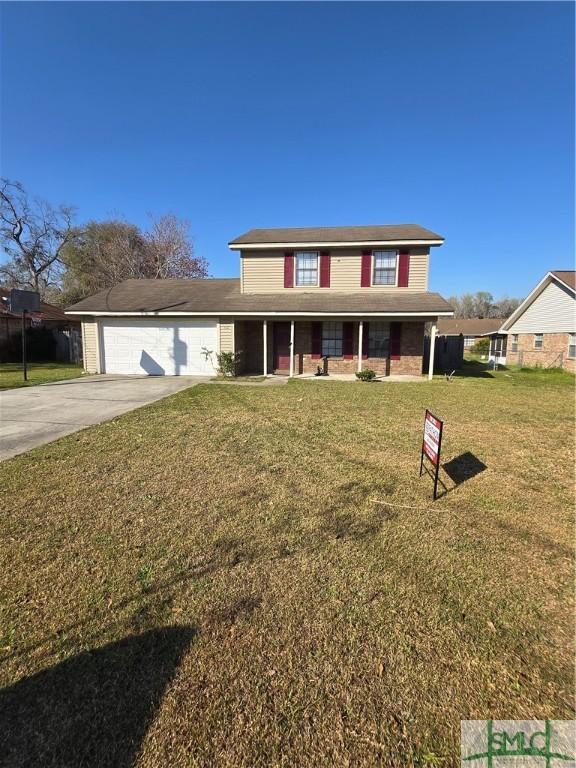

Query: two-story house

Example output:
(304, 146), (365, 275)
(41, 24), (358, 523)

(65, 224), (454, 378)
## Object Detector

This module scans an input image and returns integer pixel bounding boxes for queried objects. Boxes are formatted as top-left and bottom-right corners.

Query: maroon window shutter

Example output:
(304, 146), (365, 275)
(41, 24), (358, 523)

(343, 322), (354, 359)
(398, 251), (410, 287)
(361, 251), (371, 287)
(362, 321), (369, 359)
(320, 252), (331, 287)
(311, 322), (322, 359)
(284, 252), (294, 288)
(390, 322), (402, 360)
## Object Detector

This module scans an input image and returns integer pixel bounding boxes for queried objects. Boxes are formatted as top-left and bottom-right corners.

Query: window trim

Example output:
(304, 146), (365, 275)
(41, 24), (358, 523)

(368, 321), (391, 359)
(371, 249), (398, 287)
(568, 333), (576, 359)
(294, 251), (319, 288)
(533, 333), (543, 350)
(321, 321), (343, 358)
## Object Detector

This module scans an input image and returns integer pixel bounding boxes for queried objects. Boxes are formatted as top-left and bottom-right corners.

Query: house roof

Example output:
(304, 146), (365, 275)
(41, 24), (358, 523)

(437, 318), (504, 336)
(550, 270), (575, 290)
(229, 224), (444, 247)
(65, 278), (454, 317)
(499, 270), (575, 332)
(0, 288), (76, 323)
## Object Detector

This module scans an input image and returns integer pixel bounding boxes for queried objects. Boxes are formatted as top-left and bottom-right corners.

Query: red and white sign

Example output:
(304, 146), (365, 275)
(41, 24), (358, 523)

(422, 410), (442, 466)
(30, 312), (44, 328)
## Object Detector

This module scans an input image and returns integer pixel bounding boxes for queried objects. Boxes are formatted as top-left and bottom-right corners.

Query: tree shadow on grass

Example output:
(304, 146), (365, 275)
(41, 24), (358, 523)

(0, 625), (196, 768)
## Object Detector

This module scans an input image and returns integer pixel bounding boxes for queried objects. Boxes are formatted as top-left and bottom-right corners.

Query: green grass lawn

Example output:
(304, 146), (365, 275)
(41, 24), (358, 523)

(0, 368), (574, 766)
(0, 362), (84, 390)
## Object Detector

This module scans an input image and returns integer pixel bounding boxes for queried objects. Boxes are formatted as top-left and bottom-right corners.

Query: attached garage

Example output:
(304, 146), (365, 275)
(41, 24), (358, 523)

(100, 319), (218, 375)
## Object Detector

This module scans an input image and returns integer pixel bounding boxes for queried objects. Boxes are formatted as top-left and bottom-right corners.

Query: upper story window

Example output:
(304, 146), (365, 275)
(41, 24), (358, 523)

(568, 334), (576, 359)
(511, 334), (518, 352)
(534, 333), (543, 349)
(372, 250), (397, 285)
(322, 322), (343, 357)
(295, 251), (318, 286)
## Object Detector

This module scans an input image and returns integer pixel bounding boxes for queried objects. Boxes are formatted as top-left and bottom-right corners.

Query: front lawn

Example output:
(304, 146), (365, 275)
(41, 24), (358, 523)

(0, 369), (574, 766)
(0, 362), (84, 390)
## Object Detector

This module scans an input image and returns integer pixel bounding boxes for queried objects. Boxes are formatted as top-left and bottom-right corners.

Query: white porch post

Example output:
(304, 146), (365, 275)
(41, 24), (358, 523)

(357, 320), (364, 373)
(428, 322), (437, 380)
(263, 320), (268, 376)
(289, 320), (295, 377)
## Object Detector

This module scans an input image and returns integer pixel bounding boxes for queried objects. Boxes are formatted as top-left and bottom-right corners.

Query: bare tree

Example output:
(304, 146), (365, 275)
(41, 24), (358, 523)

(60, 220), (149, 304)
(0, 179), (78, 296)
(145, 214), (208, 279)
(448, 291), (522, 319)
(60, 214), (208, 304)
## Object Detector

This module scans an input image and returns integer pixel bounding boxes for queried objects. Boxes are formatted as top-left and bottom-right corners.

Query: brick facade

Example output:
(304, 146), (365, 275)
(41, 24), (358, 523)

(236, 320), (425, 377)
(506, 332), (575, 373)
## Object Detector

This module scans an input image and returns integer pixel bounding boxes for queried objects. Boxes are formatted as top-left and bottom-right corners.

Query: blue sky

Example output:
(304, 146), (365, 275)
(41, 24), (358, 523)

(1, 1), (574, 298)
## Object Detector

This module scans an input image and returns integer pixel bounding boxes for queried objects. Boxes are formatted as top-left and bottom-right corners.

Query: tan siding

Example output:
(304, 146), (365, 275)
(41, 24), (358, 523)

(240, 248), (429, 293)
(82, 320), (99, 373)
(508, 280), (576, 334)
(408, 251), (429, 290)
(241, 254), (285, 292)
(219, 320), (235, 353)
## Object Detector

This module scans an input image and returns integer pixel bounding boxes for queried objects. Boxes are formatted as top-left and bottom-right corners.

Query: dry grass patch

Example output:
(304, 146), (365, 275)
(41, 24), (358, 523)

(0, 367), (574, 767)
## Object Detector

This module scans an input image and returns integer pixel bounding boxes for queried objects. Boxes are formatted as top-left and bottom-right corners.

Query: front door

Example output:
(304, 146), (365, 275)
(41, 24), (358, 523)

(273, 322), (291, 371)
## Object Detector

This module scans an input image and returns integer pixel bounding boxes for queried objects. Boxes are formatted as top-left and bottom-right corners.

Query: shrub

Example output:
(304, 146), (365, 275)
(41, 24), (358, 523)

(355, 369), (376, 381)
(471, 337), (489, 355)
(216, 350), (242, 377)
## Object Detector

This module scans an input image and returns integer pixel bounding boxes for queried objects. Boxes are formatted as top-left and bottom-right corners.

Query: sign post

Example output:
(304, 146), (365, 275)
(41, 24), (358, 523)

(420, 409), (444, 500)
(9, 289), (40, 383)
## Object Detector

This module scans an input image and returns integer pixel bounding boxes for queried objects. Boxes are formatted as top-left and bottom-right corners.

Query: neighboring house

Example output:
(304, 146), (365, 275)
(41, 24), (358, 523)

(0, 288), (82, 363)
(436, 318), (505, 349)
(65, 224), (454, 378)
(499, 270), (576, 373)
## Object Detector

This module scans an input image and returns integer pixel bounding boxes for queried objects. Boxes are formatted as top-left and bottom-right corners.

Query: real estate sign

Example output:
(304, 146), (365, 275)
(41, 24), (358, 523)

(420, 409), (444, 499)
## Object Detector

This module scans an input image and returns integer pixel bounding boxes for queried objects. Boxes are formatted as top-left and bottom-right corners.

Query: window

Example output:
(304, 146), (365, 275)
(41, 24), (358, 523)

(534, 333), (543, 349)
(511, 334), (518, 353)
(295, 251), (318, 286)
(368, 322), (390, 357)
(322, 322), (343, 357)
(569, 334), (576, 359)
(372, 250), (397, 285)
(463, 336), (475, 348)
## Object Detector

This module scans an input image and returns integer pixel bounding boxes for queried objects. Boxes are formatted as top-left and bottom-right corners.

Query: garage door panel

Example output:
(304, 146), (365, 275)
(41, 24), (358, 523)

(101, 320), (218, 376)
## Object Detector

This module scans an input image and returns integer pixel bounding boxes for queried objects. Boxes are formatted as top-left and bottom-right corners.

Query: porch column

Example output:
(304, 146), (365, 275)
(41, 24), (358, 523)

(428, 322), (437, 380)
(263, 320), (268, 376)
(289, 320), (295, 377)
(357, 320), (364, 373)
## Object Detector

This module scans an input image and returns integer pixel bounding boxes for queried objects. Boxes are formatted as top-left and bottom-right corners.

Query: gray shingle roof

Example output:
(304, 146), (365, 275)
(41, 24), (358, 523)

(66, 279), (453, 316)
(229, 224), (444, 246)
(437, 318), (505, 336)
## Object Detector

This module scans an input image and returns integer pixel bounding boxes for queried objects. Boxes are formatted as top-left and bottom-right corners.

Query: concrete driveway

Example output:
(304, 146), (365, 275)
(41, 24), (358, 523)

(0, 375), (209, 461)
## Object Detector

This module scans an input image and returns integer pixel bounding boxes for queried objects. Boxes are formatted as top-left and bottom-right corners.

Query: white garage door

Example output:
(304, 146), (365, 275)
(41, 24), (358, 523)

(101, 319), (218, 376)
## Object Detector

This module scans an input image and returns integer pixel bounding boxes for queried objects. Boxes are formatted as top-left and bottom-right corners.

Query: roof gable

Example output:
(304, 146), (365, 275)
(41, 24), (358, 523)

(500, 271), (576, 333)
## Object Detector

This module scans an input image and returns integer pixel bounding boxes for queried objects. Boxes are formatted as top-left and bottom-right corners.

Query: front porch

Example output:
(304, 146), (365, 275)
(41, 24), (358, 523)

(232, 319), (437, 379)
